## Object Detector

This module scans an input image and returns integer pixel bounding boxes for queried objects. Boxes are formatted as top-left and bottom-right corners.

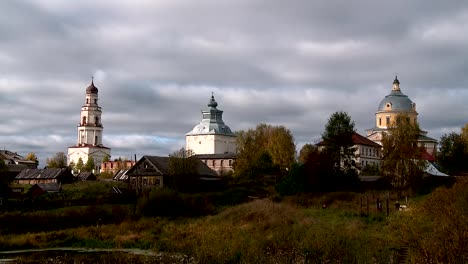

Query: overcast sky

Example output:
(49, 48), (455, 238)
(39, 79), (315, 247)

(1, 0), (467, 167)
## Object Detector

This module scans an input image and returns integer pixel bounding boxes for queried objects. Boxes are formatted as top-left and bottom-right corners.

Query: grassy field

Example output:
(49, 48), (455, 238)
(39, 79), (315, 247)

(0, 178), (466, 263)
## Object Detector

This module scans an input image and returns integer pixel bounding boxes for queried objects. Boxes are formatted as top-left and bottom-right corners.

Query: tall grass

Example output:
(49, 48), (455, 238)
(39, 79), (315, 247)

(1, 180), (465, 263)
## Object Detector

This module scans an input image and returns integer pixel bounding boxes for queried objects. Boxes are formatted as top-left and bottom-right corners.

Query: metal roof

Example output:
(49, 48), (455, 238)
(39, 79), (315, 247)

(186, 94), (235, 136)
(378, 90), (415, 112)
(16, 168), (70, 179)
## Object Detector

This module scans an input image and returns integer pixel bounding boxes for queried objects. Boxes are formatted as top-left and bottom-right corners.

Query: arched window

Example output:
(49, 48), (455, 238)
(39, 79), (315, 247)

(82, 116), (87, 125)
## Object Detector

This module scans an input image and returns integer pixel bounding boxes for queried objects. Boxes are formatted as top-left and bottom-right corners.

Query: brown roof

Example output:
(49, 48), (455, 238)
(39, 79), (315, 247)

(351, 133), (382, 147)
(316, 133), (381, 148)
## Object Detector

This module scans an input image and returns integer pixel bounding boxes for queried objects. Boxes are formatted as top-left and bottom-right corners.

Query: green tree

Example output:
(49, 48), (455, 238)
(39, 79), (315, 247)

(321, 111), (358, 178)
(76, 157), (84, 172)
(234, 123), (296, 181)
(382, 114), (425, 193)
(0, 159), (8, 172)
(298, 143), (317, 164)
(0, 159), (10, 190)
(46, 152), (67, 168)
(102, 155), (110, 163)
(85, 156), (95, 172)
(25, 152), (39, 164)
(438, 132), (468, 175)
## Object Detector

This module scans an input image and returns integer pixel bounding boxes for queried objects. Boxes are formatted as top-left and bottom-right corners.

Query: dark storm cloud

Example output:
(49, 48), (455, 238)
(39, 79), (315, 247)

(1, 0), (467, 165)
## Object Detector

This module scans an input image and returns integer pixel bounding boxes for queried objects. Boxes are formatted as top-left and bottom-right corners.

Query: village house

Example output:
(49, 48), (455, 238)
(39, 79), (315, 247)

(316, 132), (382, 174)
(15, 168), (74, 185)
(126, 155), (218, 192)
(28, 183), (61, 197)
(0, 150), (38, 178)
(75, 171), (96, 181)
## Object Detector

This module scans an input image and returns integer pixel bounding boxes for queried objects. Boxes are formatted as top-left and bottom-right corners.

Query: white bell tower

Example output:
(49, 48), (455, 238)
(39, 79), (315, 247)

(68, 78), (111, 173)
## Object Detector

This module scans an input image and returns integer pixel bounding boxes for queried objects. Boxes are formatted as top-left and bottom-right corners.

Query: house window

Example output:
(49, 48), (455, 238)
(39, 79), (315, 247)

(212, 160), (215, 166)
(379, 117), (382, 126)
(94, 99), (97, 104)
(86, 99), (89, 104)
(82, 116), (87, 125)
(220, 160), (224, 166)
(386, 116), (390, 126)
(229, 160), (232, 166)
(95, 136), (98, 145)
(95, 117), (99, 125)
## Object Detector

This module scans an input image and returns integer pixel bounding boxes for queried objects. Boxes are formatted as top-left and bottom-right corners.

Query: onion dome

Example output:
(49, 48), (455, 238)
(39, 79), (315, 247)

(86, 79), (99, 94)
(208, 94), (218, 108)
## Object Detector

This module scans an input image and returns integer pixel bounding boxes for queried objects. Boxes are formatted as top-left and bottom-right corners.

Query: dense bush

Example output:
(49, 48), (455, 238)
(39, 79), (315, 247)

(0, 205), (132, 235)
(388, 177), (468, 263)
(137, 188), (214, 217)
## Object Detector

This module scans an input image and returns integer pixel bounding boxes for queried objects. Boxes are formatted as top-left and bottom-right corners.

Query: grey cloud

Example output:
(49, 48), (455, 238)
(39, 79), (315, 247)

(1, 1), (467, 164)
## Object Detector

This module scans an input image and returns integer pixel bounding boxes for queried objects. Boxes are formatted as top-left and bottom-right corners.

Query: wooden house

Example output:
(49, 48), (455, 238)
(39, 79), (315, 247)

(28, 183), (61, 197)
(76, 171), (96, 181)
(15, 168), (74, 185)
(126, 155), (219, 192)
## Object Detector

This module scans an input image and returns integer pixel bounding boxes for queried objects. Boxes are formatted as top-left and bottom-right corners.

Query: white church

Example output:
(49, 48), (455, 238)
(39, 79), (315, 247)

(67, 79), (111, 173)
(186, 94), (237, 174)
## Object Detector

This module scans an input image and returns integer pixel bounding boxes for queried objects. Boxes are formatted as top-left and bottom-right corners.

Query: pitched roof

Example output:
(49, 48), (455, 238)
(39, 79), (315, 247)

(113, 169), (130, 181)
(76, 171), (95, 181)
(351, 133), (382, 147)
(316, 132), (381, 148)
(16, 168), (70, 179)
(34, 183), (61, 193)
(420, 149), (435, 162)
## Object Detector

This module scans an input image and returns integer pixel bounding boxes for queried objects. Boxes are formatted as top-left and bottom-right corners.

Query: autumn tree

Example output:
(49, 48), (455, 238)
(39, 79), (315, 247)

(382, 114), (425, 193)
(46, 152), (67, 168)
(461, 123), (468, 143)
(438, 132), (468, 175)
(321, 111), (358, 179)
(298, 143), (317, 164)
(25, 152), (39, 165)
(234, 124), (296, 182)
